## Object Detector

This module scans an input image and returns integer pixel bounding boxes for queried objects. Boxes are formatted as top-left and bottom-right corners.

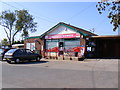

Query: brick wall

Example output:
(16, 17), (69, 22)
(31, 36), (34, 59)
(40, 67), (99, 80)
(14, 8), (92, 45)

(80, 36), (86, 47)
(24, 37), (86, 59)
(24, 38), (44, 54)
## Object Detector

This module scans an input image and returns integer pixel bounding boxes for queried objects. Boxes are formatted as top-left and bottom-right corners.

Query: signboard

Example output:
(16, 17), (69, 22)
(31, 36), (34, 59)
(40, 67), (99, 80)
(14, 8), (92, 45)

(45, 33), (80, 39)
(87, 47), (91, 52)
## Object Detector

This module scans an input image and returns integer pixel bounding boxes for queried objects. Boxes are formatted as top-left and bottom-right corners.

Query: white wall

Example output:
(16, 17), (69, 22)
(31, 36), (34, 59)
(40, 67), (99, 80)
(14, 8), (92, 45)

(48, 25), (79, 35)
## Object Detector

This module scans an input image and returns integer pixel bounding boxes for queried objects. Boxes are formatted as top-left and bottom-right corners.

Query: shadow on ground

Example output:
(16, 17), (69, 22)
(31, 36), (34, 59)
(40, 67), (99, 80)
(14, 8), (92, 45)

(85, 57), (120, 59)
(10, 60), (49, 65)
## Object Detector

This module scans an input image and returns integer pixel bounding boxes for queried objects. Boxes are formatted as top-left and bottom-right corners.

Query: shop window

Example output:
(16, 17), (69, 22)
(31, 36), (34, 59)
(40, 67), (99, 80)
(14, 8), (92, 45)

(26, 43), (35, 51)
(46, 39), (59, 51)
(64, 39), (80, 51)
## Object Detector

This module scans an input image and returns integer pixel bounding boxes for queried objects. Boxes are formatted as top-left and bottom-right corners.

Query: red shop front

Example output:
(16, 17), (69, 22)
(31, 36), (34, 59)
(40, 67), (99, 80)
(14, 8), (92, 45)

(42, 22), (96, 60)
(24, 22), (97, 60)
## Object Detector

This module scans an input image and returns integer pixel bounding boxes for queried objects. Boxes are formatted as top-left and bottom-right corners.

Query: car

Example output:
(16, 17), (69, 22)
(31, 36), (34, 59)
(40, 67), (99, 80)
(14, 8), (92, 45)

(4, 48), (42, 63)
(0, 48), (13, 61)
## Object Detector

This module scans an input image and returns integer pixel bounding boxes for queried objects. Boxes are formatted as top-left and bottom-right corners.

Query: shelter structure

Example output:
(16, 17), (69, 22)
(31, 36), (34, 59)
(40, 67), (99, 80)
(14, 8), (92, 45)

(86, 35), (120, 58)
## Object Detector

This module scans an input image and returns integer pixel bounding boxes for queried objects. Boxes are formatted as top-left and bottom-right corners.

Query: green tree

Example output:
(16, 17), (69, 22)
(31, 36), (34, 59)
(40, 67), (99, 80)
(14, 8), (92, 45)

(1, 38), (9, 46)
(13, 40), (24, 44)
(96, 0), (120, 31)
(0, 9), (37, 46)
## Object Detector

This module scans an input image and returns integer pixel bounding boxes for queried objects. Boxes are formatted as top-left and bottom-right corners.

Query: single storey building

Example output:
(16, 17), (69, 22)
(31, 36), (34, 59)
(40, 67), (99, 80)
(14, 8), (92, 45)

(86, 35), (120, 58)
(12, 44), (24, 49)
(24, 22), (97, 60)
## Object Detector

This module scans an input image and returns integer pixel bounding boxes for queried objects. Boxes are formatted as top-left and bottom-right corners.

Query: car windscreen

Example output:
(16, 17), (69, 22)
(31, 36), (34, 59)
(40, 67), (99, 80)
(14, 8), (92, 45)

(7, 49), (17, 53)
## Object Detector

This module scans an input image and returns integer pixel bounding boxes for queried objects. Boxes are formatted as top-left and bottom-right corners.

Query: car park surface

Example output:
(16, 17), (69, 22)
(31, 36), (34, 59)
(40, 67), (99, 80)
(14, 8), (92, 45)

(2, 59), (118, 88)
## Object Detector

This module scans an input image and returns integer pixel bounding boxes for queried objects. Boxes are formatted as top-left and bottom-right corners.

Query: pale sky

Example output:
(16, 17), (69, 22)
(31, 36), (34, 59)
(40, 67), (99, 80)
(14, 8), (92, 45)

(0, 0), (118, 41)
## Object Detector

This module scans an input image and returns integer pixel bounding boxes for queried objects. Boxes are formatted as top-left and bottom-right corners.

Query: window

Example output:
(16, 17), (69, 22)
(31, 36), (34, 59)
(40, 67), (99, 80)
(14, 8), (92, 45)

(26, 49), (33, 54)
(0, 49), (3, 53)
(26, 43), (35, 51)
(64, 38), (80, 50)
(46, 39), (58, 50)
(7, 49), (17, 53)
(15, 49), (25, 55)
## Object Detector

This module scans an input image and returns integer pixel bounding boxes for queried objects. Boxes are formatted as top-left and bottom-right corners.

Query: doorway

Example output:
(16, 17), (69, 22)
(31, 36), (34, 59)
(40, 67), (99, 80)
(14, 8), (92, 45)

(59, 42), (64, 55)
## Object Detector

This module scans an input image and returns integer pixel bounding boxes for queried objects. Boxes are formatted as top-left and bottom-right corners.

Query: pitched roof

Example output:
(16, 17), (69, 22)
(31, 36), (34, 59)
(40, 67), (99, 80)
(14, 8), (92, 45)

(40, 22), (97, 38)
(25, 36), (40, 39)
(25, 22), (97, 39)
(62, 22), (97, 36)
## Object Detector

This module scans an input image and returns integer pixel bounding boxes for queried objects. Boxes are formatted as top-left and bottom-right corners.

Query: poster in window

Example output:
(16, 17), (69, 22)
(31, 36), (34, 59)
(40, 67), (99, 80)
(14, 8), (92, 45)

(26, 43), (30, 49)
(31, 43), (35, 51)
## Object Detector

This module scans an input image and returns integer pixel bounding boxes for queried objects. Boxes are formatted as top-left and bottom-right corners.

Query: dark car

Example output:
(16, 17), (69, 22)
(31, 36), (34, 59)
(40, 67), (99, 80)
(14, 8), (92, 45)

(4, 48), (42, 63)
(0, 48), (13, 60)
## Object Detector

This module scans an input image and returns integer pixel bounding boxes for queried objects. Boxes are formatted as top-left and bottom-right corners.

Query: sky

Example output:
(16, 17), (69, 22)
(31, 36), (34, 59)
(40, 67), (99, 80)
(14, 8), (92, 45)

(0, 0), (118, 41)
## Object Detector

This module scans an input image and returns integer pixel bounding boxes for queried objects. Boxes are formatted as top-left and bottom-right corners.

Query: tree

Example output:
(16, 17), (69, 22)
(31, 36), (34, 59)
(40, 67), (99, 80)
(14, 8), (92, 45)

(96, 0), (120, 31)
(12, 40), (24, 44)
(0, 9), (37, 46)
(1, 38), (9, 46)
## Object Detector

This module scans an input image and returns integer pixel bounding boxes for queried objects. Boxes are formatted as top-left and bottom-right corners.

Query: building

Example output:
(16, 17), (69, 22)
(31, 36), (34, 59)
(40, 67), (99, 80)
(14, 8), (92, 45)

(86, 35), (120, 58)
(24, 22), (97, 60)
(12, 44), (24, 48)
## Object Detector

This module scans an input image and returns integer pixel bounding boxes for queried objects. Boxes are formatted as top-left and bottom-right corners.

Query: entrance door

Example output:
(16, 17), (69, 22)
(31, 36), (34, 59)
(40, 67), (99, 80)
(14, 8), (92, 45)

(59, 42), (64, 55)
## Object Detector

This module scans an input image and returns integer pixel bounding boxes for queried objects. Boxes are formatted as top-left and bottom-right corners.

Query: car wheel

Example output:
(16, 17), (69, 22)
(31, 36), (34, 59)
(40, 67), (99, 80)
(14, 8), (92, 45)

(36, 57), (40, 61)
(7, 60), (11, 64)
(15, 58), (20, 64)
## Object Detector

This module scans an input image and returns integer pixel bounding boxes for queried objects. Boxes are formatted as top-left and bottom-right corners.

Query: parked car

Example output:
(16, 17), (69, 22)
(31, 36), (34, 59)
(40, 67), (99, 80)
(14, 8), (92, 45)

(4, 48), (42, 63)
(0, 48), (13, 60)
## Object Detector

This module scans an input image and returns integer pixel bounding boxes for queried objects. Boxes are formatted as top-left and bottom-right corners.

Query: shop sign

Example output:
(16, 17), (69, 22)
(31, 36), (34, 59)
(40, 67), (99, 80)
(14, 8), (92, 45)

(45, 33), (80, 39)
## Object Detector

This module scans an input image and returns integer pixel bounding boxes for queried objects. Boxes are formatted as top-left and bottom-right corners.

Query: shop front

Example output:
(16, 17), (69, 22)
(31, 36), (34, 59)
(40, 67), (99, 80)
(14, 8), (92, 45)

(45, 34), (81, 59)
(41, 22), (96, 60)
(24, 22), (97, 60)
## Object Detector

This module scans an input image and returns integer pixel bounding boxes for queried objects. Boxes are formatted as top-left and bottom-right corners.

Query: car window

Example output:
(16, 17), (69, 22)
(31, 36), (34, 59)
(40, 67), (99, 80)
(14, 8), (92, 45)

(7, 49), (17, 53)
(26, 49), (33, 54)
(0, 49), (3, 53)
(4, 48), (11, 53)
(16, 49), (26, 54)
(16, 50), (22, 54)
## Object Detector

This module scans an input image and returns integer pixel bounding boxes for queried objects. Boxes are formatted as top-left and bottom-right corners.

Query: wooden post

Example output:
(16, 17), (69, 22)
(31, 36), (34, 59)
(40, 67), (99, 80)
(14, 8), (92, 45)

(56, 52), (58, 60)
(49, 48), (51, 59)
(63, 48), (64, 60)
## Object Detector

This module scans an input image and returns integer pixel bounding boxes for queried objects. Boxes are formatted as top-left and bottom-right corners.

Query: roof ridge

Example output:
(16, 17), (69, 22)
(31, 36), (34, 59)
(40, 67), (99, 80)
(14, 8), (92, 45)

(25, 22), (97, 39)
(60, 22), (97, 36)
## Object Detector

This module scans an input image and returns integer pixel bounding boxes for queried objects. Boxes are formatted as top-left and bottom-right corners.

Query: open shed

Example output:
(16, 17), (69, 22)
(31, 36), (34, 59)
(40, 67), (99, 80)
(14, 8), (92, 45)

(87, 35), (120, 58)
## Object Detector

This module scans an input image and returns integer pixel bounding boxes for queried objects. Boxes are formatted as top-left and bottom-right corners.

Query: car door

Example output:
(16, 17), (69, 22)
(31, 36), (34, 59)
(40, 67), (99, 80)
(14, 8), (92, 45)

(26, 49), (35, 60)
(14, 49), (25, 60)
(21, 49), (28, 60)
